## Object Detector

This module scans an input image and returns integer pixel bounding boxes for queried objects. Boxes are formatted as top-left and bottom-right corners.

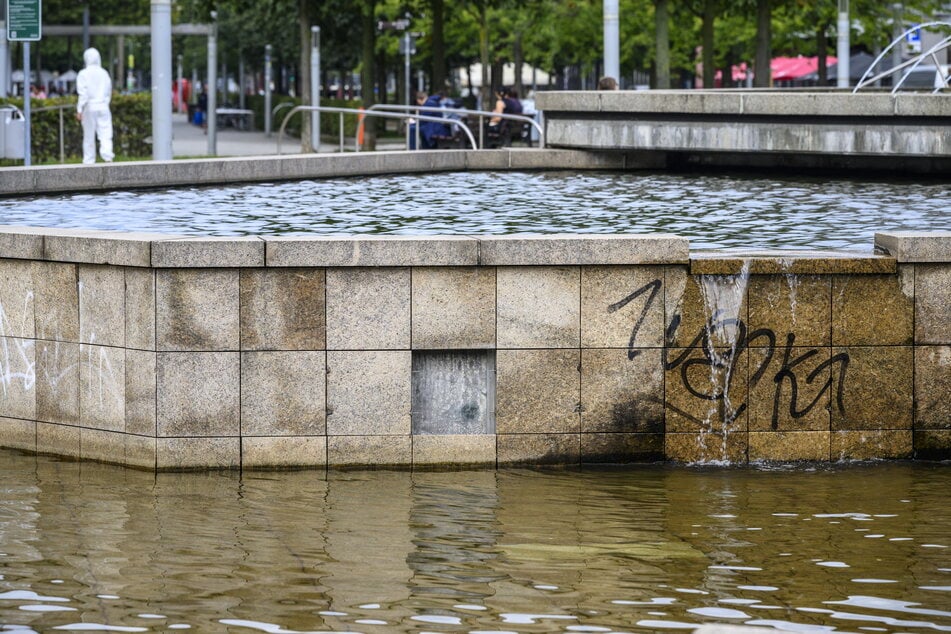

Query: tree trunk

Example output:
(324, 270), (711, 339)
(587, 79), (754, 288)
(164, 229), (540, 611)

(816, 25), (828, 85)
(299, 0), (313, 152)
(513, 32), (523, 97)
(361, 0), (377, 150)
(430, 0), (446, 93)
(753, 0), (771, 87)
(654, 0), (670, 89)
(702, 0), (715, 89)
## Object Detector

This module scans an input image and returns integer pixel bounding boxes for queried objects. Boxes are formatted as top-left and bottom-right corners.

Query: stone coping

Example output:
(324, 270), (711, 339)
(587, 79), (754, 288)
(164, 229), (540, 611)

(0, 226), (689, 267)
(875, 231), (951, 263)
(1, 226), (947, 268)
(0, 149), (626, 198)
(690, 249), (898, 275)
(537, 90), (951, 118)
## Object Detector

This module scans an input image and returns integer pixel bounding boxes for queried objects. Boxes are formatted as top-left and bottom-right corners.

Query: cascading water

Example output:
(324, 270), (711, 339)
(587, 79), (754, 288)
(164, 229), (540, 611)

(695, 260), (751, 464)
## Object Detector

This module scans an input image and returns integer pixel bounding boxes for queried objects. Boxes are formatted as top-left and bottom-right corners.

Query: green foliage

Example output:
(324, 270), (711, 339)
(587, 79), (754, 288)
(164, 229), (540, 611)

(0, 93), (152, 164)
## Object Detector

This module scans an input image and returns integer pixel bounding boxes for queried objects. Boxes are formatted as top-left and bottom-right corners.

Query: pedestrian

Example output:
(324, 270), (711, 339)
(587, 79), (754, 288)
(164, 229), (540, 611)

(76, 47), (115, 164)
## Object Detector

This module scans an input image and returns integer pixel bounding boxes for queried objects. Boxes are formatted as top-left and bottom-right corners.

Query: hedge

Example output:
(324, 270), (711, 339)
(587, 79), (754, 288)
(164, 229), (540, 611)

(0, 92), (152, 163)
(245, 94), (365, 139)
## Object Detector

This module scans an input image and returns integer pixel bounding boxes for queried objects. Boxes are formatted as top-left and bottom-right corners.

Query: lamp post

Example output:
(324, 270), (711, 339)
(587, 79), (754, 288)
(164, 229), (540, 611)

(837, 0), (850, 88)
(603, 0), (619, 83)
(264, 44), (273, 137)
(151, 0), (173, 160)
(310, 26), (320, 152)
(207, 10), (218, 155)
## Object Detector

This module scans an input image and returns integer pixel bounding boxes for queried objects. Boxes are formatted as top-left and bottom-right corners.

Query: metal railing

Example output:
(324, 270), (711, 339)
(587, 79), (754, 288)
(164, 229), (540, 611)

(854, 22), (951, 94)
(277, 105), (478, 154)
(31, 103), (77, 164)
(366, 103), (545, 150)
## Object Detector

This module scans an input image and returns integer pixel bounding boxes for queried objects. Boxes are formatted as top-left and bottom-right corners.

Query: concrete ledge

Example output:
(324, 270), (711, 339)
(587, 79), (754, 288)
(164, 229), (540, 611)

(875, 231), (951, 263)
(690, 250), (897, 275)
(152, 237), (265, 268)
(479, 234), (688, 265)
(0, 226), (182, 267)
(265, 235), (480, 267)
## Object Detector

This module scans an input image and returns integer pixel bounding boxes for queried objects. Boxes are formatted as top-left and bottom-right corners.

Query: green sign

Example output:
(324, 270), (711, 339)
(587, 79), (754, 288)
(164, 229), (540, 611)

(6, 0), (42, 41)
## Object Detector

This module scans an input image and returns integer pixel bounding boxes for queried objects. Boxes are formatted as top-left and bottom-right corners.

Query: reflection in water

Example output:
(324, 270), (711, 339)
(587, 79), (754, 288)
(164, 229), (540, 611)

(0, 451), (949, 632)
(2, 171), (948, 249)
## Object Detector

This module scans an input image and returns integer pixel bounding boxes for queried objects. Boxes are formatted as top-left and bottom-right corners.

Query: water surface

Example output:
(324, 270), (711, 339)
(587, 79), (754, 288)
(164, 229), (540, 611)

(1, 451), (950, 633)
(2, 171), (948, 249)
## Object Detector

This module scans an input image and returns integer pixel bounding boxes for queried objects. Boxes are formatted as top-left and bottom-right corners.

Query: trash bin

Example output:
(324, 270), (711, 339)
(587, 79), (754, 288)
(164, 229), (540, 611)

(3, 109), (26, 160)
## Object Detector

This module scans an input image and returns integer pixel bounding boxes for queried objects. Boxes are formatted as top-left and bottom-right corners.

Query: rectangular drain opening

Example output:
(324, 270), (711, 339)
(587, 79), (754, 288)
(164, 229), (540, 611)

(411, 350), (496, 435)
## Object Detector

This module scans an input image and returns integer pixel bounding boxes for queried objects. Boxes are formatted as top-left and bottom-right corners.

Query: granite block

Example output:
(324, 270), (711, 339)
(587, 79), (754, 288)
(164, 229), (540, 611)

(35, 341), (80, 425)
(580, 348), (663, 433)
(36, 422), (81, 458)
(0, 259), (35, 338)
(832, 430), (913, 460)
(0, 337), (35, 420)
(100, 161), (170, 189)
(156, 437), (240, 470)
(875, 230), (951, 263)
(412, 434), (497, 466)
(914, 430), (951, 460)
(80, 428), (126, 464)
(743, 92), (895, 117)
(0, 417), (35, 451)
(241, 351), (326, 436)
(125, 349), (156, 436)
(0, 226), (46, 260)
(33, 165), (104, 192)
(506, 148), (626, 170)
(156, 269), (240, 351)
(747, 275), (831, 348)
(152, 237), (265, 268)
(831, 346), (913, 431)
(665, 269), (748, 349)
(581, 266), (665, 348)
(78, 265), (125, 348)
(411, 350), (495, 435)
(915, 264), (951, 344)
(266, 235), (479, 267)
(411, 267), (496, 349)
(534, 91), (593, 111)
(326, 268), (410, 350)
(464, 150), (511, 170)
(497, 433), (580, 466)
(496, 349), (580, 434)
(156, 352), (240, 437)
(43, 230), (170, 268)
(915, 346), (951, 430)
(480, 235), (688, 266)
(125, 268), (156, 350)
(0, 169), (34, 197)
(242, 436), (327, 469)
(665, 432), (748, 464)
(326, 351), (411, 436)
(665, 347), (748, 434)
(748, 431), (830, 462)
(240, 268), (325, 351)
(33, 261), (79, 342)
(748, 346), (831, 432)
(124, 434), (156, 469)
(79, 344), (125, 431)
(327, 435), (412, 468)
(580, 432), (664, 463)
(497, 266), (580, 348)
(832, 273), (913, 346)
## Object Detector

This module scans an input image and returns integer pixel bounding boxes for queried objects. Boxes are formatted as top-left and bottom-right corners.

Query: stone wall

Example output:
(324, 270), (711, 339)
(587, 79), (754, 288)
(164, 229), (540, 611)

(0, 227), (947, 470)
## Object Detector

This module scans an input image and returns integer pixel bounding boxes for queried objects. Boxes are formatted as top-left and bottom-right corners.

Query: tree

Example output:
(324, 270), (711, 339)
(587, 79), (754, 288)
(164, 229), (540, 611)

(655, 0), (671, 88)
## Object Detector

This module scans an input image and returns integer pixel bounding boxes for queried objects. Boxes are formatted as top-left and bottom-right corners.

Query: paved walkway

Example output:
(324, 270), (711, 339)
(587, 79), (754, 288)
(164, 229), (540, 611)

(171, 112), (404, 158)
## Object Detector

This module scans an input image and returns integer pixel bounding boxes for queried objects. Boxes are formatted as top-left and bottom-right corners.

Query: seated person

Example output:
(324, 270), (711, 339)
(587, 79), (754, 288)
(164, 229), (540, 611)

(410, 91), (450, 149)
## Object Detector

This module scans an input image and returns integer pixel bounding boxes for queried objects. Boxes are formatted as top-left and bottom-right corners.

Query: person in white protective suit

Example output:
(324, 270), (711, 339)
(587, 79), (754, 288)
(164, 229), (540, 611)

(75, 48), (115, 164)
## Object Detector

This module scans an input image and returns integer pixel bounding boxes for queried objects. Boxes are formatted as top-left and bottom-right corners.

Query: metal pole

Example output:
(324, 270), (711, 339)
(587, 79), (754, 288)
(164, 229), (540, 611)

(238, 56), (245, 110)
(603, 0), (620, 82)
(0, 18), (8, 98)
(404, 31), (410, 106)
(891, 3), (903, 88)
(23, 41), (30, 166)
(151, 0), (173, 160)
(310, 26), (320, 152)
(264, 44), (272, 137)
(207, 12), (217, 155)
(82, 2), (90, 50)
(177, 54), (183, 113)
(836, 0), (850, 88)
